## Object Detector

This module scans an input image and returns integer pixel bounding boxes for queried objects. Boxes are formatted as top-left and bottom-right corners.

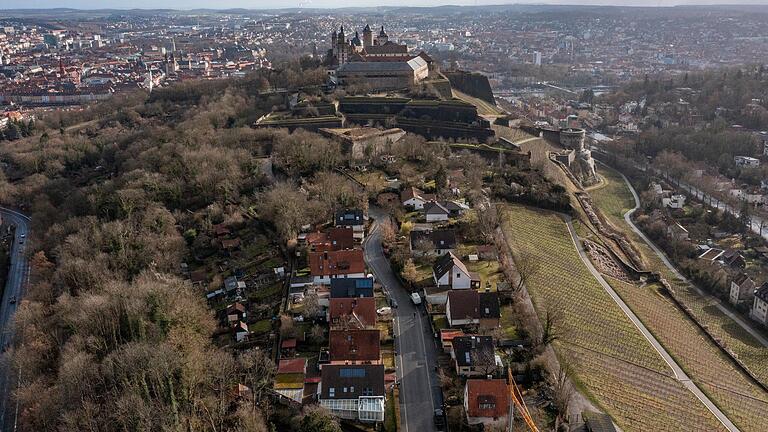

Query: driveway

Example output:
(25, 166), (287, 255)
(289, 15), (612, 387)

(0, 207), (30, 432)
(363, 206), (440, 432)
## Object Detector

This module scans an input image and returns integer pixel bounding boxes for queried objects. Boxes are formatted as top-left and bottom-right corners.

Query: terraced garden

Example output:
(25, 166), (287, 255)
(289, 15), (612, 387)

(592, 166), (768, 378)
(499, 204), (723, 430)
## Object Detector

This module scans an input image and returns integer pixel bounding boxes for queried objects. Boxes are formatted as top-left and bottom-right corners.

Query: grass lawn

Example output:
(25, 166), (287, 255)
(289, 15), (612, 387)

(251, 281), (283, 301)
(465, 260), (503, 291)
(499, 305), (519, 339)
(274, 373), (305, 388)
(500, 204), (724, 431)
(432, 315), (448, 331)
(354, 170), (389, 193)
(249, 319), (272, 335)
(413, 263), (434, 287)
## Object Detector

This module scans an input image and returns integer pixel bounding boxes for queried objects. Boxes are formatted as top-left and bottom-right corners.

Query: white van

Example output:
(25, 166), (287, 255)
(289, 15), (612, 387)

(411, 292), (422, 305)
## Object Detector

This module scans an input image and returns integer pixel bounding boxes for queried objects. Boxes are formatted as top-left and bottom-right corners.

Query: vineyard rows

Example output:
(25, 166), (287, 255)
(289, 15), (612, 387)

(500, 204), (721, 430)
(592, 165), (768, 384)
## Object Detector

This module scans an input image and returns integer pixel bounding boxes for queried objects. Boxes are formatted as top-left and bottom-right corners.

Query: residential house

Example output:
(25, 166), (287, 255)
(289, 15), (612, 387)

(234, 321), (249, 342)
(224, 276), (247, 295)
(307, 228), (355, 252)
(328, 297), (377, 329)
(319, 364), (386, 422)
(409, 229), (457, 256)
(464, 379), (510, 425)
(666, 221), (689, 241)
(433, 252), (477, 290)
(583, 412), (619, 432)
(442, 200), (468, 217)
(735, 156), (760, 168)
(445, 290), (501, 329)
(225, 302), (246, 325)
(424, 201), (450, 222)
(662, 194), (686, 209)
(751, 283), (768, 325)
(309, 249), (366, 285)
(440, 329), (464, 353)
(329, 329), (381, 365)
(335, 209), (366, 241)
(275, 358), (307, 403)
(451, 335), (500, 377)
(730, 274), (755, 305)
(401, 187), (434, 210)
(330, 277), (375, 299)
(720, 249), (746, 269)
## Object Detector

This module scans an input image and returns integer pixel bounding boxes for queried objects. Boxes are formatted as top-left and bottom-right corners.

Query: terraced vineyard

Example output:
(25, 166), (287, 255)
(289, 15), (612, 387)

(608, 278), (768, 431)
(500, 204), (724, 430)
(592, 166), (768, 381)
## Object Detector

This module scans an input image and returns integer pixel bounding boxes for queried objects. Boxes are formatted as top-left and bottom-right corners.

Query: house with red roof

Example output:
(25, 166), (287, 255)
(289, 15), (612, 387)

(464, 378), (510, 425)
(309, 249), (366, 285)
(328, 297), (377, 329)
(329, 329), (381, 365)
(275, 358), (307, 403)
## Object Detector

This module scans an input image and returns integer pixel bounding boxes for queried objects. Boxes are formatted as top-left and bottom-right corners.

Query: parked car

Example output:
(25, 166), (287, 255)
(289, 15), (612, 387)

(433, 408), (446, 430)
(411, 292), (422, 305)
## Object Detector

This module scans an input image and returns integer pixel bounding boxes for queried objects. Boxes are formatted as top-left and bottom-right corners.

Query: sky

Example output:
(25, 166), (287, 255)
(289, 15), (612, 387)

(0, 0), (766, 8)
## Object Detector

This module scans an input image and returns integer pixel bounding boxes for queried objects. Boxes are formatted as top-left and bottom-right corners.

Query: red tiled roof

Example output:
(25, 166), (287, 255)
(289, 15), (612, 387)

(329, 297), (376, 328)
(309, 249), (365, 277)
(440, 329), (464, 343)
(329, 329), (380, 362)
(465, 379), (510, 420)
(278, 358), (307, 374)
(328, 227), (355, 250)
(221, 238), (241, 249)
(281, 338), (297, 349)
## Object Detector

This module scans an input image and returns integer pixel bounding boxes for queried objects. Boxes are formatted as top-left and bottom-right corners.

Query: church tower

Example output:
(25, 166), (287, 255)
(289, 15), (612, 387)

(363, 24), (373, 48)
(337, 26), (348, 65)
(376, 26), (388, 46)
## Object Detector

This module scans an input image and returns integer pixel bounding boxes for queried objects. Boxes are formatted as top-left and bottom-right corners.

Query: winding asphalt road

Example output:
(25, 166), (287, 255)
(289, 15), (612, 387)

(0, 207), (30, 432)
(363, 207), (440, 432)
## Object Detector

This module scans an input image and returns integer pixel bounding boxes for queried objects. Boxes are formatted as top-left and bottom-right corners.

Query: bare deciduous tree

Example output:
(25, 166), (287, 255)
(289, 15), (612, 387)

(513, 251), (541, 293)
(550, 359), (575, 430)
(540, 302), (564, 347)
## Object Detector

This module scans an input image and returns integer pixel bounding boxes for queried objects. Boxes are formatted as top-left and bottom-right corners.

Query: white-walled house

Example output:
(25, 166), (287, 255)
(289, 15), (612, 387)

(401, 187), (434, 210)
(751, 283), (768, 325)
(730, 274), (755, 305)
(433, 252), (473, 290)
(662, 194), (686, 209)
(735, 156), (760, 168)
(424, 201), (450, 222)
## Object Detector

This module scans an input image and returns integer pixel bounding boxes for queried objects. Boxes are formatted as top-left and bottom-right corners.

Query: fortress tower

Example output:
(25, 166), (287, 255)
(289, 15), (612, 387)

(559, 128), (597, 184)
(363, 24), (373, 48)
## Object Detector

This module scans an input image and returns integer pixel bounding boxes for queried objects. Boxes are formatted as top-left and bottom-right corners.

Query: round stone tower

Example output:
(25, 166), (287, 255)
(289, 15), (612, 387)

(559, 127), (586, 151)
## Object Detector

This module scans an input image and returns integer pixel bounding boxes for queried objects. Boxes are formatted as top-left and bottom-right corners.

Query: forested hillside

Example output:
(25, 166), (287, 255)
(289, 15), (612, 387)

(0, 63), (343, 432)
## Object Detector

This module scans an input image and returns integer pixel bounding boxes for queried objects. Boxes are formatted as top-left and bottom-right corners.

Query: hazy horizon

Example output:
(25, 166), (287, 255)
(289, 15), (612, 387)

(2, 0), (768, 10)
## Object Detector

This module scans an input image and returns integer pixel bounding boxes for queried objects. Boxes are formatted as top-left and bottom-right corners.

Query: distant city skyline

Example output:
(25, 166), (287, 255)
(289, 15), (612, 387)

(2, 0), (768, 10)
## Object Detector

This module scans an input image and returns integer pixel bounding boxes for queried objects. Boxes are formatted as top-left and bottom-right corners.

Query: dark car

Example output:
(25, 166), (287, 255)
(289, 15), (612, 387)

(433, 408), (446, 430)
